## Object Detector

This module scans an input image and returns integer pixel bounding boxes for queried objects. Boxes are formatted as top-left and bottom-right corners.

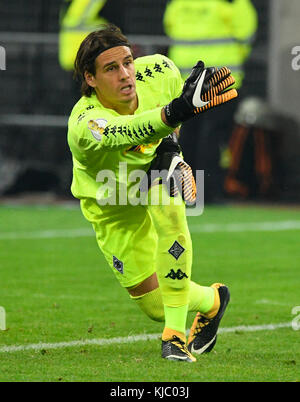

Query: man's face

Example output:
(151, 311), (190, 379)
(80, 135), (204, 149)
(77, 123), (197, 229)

(85, 46), (137, 113)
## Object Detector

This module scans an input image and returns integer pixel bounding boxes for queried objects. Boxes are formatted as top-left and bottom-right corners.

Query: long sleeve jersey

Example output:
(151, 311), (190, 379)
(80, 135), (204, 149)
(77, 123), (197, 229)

(67, 53), (183, 220)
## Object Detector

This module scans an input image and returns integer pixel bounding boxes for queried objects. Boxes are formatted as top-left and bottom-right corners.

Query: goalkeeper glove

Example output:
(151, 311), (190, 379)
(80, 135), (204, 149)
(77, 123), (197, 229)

(164, 61), (238, 127)
(140, 133), (197, 205)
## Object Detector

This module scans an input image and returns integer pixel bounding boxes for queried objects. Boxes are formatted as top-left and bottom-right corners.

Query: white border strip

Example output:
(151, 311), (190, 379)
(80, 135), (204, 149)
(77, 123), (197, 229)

(0, 322), (292, 354)
(1, 220), (300, 240)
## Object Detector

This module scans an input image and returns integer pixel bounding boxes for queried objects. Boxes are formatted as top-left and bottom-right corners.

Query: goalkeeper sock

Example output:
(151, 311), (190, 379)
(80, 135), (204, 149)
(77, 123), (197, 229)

(148, 184), (192, 336)
(131, 287), (190, 336)
(130, 287), (164, 322)
(202, 285), (221, 319)
(188, 281), (216, 314)
(163, 304), (189, 337)
(130, 281), (217, 323)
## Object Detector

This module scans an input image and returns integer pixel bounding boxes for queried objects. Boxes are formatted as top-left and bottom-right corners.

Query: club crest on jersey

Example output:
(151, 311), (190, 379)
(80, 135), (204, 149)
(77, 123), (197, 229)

(88, 118), (108, 141)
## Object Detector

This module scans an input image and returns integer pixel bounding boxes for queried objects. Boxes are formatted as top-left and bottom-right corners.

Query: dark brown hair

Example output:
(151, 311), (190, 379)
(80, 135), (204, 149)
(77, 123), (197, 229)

(74, 24), (132, 97)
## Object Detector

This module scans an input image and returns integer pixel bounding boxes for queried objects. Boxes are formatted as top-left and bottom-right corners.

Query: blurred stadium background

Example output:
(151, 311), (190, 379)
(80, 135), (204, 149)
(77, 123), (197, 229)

(0, 0), (299, 203)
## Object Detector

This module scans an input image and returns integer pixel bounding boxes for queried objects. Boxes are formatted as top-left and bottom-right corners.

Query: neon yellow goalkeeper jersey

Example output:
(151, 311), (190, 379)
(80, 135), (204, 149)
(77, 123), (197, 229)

(68, 54), (183, 218)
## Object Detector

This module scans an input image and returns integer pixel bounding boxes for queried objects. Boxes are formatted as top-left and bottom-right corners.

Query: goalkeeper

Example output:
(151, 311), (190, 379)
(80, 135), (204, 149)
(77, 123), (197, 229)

(68, 24), (236, 362)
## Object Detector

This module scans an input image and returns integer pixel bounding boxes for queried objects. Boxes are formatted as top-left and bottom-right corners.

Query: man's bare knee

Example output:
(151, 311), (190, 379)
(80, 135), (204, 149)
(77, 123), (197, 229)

(127, 272), (159, 297)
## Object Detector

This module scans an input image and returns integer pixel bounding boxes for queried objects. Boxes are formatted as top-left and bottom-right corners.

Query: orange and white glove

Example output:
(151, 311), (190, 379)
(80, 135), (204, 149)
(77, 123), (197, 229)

(164, 60), (238, 127)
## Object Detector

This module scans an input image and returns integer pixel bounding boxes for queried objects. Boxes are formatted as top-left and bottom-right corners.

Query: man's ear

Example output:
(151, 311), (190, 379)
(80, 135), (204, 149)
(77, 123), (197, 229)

(84, 71), (96, 88)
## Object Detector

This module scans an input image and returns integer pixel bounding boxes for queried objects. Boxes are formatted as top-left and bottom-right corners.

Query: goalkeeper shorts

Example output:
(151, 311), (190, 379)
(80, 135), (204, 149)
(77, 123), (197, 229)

(86, 201), (158, 288)
(81, 185), (189, 289)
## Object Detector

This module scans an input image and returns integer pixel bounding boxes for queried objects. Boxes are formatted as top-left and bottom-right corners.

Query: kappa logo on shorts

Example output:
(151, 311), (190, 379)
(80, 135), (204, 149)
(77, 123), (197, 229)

(165, 269), (188, 280)
(113, 256), (124, 274)
(168, 240), (185, 260)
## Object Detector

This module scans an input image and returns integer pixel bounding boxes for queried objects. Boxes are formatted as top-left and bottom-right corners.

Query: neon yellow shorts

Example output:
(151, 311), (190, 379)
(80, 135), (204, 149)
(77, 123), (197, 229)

(87, 203), (158, 288)
(81, 185), (189, 289)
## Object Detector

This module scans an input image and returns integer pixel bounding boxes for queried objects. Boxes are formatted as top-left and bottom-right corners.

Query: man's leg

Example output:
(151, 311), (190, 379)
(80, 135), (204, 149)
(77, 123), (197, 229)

(127, 273), (165, 322)
(147, 184), (191, 335)
(128, 277), (229, 356)
(128, 277), (217, 322)
(140, 183), (198, 361)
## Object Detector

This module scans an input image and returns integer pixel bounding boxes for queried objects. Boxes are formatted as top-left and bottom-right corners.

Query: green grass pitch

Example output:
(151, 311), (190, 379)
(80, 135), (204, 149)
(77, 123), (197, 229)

(0, 202), (299, 382)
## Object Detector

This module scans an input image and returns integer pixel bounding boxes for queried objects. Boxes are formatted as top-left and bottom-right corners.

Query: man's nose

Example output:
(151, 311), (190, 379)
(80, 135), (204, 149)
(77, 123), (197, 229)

(119, 65), (130, 80)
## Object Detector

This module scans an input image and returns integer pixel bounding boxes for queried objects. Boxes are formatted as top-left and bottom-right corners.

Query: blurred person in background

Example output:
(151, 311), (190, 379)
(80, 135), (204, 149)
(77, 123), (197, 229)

(59, 0), (125, 71)
(164, 0), (257, 203)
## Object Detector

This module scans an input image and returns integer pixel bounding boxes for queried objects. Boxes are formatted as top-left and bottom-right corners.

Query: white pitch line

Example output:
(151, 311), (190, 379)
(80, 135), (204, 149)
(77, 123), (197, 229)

(255, 299), (292, 307)
(188, 220), (300, 233)
(1, 220), (300, 240)
(0, 322), (292, 354)
(0, 228), (93, 240)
